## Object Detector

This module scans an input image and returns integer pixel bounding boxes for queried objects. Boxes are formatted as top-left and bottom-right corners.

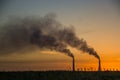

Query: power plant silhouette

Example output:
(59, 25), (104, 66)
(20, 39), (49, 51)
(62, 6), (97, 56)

(71, 55), (101, 72)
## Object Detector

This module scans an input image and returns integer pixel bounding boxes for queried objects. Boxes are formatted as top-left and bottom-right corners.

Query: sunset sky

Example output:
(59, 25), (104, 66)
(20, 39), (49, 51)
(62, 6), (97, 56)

(0, 0), (120, 71)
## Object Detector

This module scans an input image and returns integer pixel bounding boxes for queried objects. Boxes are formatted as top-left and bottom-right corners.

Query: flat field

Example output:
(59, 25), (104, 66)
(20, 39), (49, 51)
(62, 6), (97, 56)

(0, 71), (120, 80)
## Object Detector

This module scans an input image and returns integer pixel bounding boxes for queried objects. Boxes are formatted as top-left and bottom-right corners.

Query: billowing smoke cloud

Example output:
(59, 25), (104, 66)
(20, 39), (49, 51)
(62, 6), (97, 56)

(0, 14), (99, 59)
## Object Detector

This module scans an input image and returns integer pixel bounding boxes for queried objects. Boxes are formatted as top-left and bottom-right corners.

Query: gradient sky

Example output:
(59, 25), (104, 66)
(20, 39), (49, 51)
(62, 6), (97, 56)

(0, 0), (120, 71)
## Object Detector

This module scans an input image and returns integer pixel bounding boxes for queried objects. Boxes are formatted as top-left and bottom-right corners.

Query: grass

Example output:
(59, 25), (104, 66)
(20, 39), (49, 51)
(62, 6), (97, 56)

(0, 71), (120, 80)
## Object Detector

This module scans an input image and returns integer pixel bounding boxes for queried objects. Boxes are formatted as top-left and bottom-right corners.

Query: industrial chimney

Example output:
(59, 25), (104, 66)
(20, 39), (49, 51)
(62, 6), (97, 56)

(72, 56), (75, 71)
(98, 58), (101, 71)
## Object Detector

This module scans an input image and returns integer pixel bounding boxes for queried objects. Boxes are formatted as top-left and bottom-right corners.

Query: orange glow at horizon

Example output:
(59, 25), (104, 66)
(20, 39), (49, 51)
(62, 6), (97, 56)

(0, 49), (120, 71)
(0, 61), (120, 71)
(0, 44), (120, 71)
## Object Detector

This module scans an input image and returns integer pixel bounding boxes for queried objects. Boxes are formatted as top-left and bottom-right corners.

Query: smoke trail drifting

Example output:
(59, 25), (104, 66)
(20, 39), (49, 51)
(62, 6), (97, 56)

(30, 27), (73, 57)
(51, 27), (99, 59)
(0, 14), (99, 59)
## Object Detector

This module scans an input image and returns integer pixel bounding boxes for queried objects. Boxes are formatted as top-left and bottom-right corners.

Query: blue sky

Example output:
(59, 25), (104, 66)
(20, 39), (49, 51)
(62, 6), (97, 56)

(1, 0), (117, 16)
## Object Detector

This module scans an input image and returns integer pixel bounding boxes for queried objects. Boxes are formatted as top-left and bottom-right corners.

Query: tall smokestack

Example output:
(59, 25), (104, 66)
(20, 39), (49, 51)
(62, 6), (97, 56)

(98, 58), (101, 71)
(72, 56), (75, 71)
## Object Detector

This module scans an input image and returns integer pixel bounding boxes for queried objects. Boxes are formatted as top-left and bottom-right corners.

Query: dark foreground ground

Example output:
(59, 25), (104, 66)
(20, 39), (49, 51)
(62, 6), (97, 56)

(0, 71), (120, 80)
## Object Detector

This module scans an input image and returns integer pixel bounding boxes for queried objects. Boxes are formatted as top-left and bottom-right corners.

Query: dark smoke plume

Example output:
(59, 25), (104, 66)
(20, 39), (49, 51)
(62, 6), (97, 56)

(51, 27), (99, 59)
(0, 14), (99, 59)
